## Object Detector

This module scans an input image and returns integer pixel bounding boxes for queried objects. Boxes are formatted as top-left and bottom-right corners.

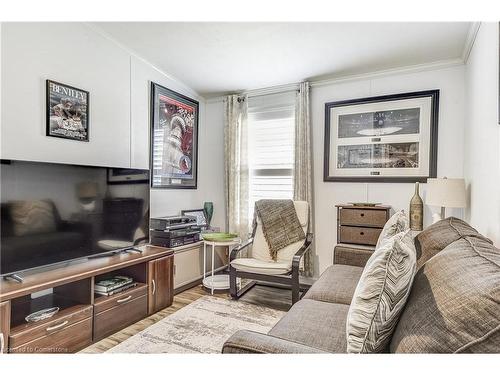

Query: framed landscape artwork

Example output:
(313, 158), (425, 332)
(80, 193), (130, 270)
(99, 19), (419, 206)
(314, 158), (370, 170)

(324, 90), (439, 182)
(150, 82), (199, 189)
(46, 80), (89, 142)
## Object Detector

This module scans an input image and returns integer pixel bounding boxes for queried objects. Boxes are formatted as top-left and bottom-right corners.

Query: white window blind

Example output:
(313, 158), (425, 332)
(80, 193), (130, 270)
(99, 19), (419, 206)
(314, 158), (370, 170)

(247, 92), (295, 223)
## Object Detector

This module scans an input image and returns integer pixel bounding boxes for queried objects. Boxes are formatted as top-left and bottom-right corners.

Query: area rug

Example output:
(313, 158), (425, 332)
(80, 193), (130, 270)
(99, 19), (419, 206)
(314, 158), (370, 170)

(107, 296), (285, 353)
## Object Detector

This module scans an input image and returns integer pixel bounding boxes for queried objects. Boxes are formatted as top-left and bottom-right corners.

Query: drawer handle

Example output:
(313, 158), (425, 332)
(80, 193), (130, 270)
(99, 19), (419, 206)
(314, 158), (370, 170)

(360, 232), (364, 235)
(360, 213), (365, 217)
(152, 279), (156, 295)
(46, 320), (69, 332)
(117, 295), (132, 303)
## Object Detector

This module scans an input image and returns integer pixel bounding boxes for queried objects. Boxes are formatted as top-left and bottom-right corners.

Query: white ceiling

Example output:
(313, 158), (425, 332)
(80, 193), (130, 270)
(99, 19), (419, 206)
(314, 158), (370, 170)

(93, 22), (472, 98)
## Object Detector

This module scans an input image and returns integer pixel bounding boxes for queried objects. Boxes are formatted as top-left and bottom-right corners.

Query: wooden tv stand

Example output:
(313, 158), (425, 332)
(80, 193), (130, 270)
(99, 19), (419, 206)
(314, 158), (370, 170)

(0, 245), (173, 354)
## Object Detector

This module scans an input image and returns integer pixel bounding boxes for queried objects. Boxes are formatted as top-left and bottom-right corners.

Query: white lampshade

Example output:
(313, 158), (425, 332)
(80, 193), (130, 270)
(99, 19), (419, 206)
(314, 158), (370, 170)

(426, 178), (466, 208)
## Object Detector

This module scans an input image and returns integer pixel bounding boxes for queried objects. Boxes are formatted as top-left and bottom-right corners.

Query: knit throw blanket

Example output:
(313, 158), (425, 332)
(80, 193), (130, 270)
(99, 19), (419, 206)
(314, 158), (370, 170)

(254, 199), (305, 261)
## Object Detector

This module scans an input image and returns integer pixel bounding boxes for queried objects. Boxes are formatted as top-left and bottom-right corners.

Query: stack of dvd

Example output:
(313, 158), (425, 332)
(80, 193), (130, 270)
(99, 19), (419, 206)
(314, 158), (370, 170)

(94, 276), (137, 296)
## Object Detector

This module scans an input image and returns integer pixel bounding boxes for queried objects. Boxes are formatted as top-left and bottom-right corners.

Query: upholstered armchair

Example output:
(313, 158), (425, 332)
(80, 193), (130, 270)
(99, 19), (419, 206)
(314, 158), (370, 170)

(229, 201), (313, 305)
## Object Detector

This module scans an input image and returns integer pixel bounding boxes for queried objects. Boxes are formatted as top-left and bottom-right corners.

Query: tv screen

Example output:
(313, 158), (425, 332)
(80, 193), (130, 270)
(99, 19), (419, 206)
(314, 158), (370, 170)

(0, 160), (150, 276)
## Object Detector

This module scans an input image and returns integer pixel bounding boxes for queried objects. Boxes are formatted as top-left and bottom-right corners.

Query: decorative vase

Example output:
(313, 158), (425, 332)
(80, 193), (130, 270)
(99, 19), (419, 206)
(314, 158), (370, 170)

(203, 202), (214, 227)
(409, 182), (423, 231)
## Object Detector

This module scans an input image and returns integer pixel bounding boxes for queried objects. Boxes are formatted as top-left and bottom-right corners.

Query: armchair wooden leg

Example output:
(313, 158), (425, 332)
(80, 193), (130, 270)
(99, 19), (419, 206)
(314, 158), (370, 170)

(229, 264), (238, 299)
(291, 267), (300, 305)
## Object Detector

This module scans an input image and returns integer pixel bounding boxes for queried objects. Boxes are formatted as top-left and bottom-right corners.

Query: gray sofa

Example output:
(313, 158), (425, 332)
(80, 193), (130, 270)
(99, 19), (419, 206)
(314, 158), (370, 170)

(222, 218), (500, 353)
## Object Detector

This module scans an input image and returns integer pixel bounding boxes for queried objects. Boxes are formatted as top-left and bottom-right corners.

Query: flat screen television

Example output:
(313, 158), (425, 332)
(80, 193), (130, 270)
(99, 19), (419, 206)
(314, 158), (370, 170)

(0, 159), (150, 277)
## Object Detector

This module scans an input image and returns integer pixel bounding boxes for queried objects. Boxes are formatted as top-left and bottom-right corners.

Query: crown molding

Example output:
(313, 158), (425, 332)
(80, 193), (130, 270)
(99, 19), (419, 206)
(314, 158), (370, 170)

(206, 57), (465, 104)
(309, 58), (464, 88)
(462, 22), (481, 63)
(83, 22), (203, 102)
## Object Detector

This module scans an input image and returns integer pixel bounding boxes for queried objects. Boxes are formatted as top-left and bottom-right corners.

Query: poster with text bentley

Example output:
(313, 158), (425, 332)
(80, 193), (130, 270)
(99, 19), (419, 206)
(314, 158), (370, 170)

(46, 80), (89, 141)
(150, 82), (199, 189)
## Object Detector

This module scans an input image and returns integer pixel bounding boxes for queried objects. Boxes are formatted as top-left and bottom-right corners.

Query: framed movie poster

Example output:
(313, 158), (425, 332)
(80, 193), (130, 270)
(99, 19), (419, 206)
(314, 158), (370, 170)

(150, 82), (199, 189)
(324, 90), (439, 182)
(46, 80), (89, 141)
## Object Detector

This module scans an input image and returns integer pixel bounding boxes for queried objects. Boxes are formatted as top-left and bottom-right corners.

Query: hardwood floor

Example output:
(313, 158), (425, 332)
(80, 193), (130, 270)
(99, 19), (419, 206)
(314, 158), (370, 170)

(81, 283), (292, 353)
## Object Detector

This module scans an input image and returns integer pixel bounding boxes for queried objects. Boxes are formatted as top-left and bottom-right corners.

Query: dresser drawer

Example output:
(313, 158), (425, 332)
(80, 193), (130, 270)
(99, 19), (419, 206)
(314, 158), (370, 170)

(93, 294), (147, 341)
(339, 226), (382, 246)
(10, 317), (93, 353)
(339, 208), (388, 228)
(9, 304), (93, 349)
(93, 283), (148, 314)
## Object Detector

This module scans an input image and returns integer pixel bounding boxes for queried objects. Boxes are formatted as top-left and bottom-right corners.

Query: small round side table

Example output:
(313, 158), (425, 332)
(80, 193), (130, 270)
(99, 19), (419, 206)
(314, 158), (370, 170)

(202, 238), (241, 294)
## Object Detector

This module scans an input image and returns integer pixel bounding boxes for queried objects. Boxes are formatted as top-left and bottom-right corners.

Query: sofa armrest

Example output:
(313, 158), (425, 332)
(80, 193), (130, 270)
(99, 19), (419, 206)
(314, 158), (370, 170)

(333, 244), (374, 268)
(222, 330), (327, 354)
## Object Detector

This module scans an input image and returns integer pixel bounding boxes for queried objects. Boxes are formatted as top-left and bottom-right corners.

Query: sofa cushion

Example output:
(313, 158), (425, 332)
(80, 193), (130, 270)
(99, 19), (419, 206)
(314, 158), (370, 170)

(334, 245), (374, 268)
(415, 217), (492, 269)
(376, 210), (409, 249)
(303, 264), (363, 305)
(346, 230), (417, 353)
(390, 236), (500, 353)
(222, 330), (328, 353)
(230, 258), (292, 275)
(269, 299), (349, 353)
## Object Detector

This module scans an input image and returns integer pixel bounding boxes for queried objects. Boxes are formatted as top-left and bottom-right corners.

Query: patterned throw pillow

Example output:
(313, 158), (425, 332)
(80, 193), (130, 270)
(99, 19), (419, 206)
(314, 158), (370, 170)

(375, 210), (409, 249)
(346, 230), (417, 353)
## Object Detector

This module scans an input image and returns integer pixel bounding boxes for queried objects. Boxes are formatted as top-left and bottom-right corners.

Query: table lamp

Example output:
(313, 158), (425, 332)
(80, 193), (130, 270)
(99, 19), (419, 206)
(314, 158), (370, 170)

(426, 177), (466, 223)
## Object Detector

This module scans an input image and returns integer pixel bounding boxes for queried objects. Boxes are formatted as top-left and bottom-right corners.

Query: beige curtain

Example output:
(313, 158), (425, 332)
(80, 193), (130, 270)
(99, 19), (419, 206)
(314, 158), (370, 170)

(224, 94), (250, 239)
(294, 82), (314, 276)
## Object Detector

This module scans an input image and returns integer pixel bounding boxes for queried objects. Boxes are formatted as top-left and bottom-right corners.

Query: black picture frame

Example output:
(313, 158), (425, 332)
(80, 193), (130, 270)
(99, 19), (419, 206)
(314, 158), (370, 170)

(107, 168), (149, 185)
(324, 90), (439, 183)
(150, 82), (199, 189)
(46, 80), (90, 142)
(181, 209), (207, 226)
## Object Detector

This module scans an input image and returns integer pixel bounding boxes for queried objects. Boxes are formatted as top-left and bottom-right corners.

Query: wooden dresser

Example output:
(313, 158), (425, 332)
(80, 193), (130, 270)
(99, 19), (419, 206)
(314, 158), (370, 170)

(336, 204), (391, 246)
(334, 204), (391, 266)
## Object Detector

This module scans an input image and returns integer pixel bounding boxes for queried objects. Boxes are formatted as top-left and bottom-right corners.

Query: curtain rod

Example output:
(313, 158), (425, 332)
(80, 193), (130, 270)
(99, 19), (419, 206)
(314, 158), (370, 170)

(246, 87), (299, 99)
(242, 82), (302, 99)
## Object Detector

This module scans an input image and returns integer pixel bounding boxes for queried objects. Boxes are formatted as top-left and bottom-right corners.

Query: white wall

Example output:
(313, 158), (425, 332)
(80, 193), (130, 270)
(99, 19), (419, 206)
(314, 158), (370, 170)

(0, 22), (226, 231)
(1, 22), (481, 276)
(311, 65), (466, 275)
(464, 22), (500, 246)
(1, 23), (131, 168)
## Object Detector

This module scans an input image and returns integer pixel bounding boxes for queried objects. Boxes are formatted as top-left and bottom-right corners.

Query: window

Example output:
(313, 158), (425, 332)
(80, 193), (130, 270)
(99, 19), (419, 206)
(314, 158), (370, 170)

(247, 93), (295, 223)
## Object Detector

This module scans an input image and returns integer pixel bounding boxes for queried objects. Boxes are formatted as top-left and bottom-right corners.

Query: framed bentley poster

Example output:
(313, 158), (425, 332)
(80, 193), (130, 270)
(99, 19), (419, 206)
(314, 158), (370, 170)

(46, 80), (89, 142)
(324, 90), (439, 183)
(150, 82), (199, 189)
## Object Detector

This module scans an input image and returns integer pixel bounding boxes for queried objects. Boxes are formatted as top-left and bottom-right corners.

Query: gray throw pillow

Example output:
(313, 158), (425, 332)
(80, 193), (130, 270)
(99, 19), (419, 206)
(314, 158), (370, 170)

(346, 230), (417, 353)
